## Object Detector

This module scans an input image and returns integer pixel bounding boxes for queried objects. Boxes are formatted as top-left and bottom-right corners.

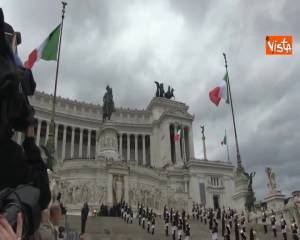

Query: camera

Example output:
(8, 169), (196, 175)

(0, 8), (36, 140)
(0, 185), (41, 236)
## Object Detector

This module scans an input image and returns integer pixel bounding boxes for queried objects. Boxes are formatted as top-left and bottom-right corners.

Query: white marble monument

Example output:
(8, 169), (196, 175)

(26, 91), (238, 214)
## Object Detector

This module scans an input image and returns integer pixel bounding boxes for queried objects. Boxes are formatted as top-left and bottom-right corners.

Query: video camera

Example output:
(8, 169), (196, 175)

(0, 8), (36, 141)
(0, 185), (41, 237)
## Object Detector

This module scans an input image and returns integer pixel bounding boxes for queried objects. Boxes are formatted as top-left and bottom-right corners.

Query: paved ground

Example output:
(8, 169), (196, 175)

(63, 215), (289, 240)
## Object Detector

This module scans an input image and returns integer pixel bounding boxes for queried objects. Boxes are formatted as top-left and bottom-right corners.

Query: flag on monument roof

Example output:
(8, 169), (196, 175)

(24, 24), (61, 69)
(221, 134), (227, 145)
(209, 73), (230, 106)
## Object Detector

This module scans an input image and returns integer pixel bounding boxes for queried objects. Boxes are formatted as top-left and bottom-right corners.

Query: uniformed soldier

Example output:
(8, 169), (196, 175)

(185, 222), (191, 240)
(211, 218), (219, 240)
(178, 216), (183, 240)
(291, 217), (299, 240)
(203, 208), (207, 225)
(165, 211), (170, 236)
(142, 210), (146, 229)
(262, 210), (268, 234)
(234, 214), (240, 240)
(172, 214), (177, 240)
(224, 221), (231, 240)
(147, 214), (151, 233)
(249, 227), (256, 240)
(270, 210), (277, 237)
(151, 215), (156, 235)
(280, 214), (287, 240)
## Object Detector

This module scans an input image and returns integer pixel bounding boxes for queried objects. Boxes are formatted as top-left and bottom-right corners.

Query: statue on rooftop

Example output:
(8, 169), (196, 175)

(102, 85), (115, 122)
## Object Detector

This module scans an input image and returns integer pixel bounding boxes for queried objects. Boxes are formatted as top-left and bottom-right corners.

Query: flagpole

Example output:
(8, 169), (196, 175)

(46, 1), (67, 167)
(225, 129), (230, 163)
(222, 53), (243, 171)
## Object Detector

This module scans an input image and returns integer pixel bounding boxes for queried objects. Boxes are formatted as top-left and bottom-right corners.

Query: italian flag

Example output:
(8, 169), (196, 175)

(209, 72), (230, 106)
(221, 134), (227, 145)
(24, 24), (61, 69)
(174, 129), (183, 141)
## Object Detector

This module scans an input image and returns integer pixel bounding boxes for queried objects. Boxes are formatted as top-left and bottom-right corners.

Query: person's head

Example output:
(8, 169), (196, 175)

(50, 205), (61, 226)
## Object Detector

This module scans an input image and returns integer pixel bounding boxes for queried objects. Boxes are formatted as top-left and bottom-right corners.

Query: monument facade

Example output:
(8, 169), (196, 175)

(16, 91), (238, 213)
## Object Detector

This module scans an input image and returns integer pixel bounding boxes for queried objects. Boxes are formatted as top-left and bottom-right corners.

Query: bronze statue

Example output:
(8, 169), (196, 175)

(244, 171), (256, 212)
(165, 86), (175, 99)
(102, 85), (115, 122)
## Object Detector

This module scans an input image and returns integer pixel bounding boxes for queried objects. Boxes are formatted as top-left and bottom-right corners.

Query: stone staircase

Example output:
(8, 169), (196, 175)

(63, 215), (291, 240)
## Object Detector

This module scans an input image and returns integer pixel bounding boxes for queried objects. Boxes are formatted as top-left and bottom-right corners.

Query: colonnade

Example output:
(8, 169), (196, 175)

(118, 133), (151, 166)
(15, 119), (97, 160)
(169, 123), (190, 164)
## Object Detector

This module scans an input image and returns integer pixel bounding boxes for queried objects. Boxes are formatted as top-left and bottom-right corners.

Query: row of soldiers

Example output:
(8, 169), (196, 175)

(163, 206), (191, 240)
(119, 201), (134, 224)
(137, 204), (156, 235)
(261, 209), (299, 240)
(192, 203), (299, 240)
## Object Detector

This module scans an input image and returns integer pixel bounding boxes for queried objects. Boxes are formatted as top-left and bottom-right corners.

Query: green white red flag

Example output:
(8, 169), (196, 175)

(209, 72), (230, 106)
(25, 24), (61, 69)
(221, 134), (227, 145)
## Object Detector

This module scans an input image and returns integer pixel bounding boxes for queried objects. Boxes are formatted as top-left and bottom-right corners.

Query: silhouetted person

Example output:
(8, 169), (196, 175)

(81, 202), (89, 234)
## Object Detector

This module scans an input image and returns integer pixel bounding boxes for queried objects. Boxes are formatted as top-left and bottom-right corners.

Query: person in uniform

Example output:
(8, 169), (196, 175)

(204, 208), (207, 225)
(234, 214), (240, 240)
(270, 210), (277, 237)
(185, 222), (191, 240)
(280, 214), (287, 240)
(262, 210), (268, 234)
(211, 218), (219, 240)
(222, 208), (226, 237)
(151, 215), (156, 235)
(291, 217), (299, 240)
(224, 221), (231, 240)
(165, 211), (170, 236)
(147, 214), (151, 233)
(249, 227), (256, 240)
(172, 214), (177, 240)
(142, 210), (146, 229)
(178, 216), (183, 240)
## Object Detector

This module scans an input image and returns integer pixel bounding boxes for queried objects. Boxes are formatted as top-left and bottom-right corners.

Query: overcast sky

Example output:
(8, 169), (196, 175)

(1, 0), (299, 199)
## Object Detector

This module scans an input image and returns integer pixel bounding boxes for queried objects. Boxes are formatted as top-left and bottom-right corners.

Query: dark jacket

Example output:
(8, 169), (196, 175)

(0, 137), (51, 210)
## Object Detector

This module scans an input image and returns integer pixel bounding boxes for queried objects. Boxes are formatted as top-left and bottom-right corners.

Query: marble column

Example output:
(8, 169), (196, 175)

(79, 128), (83, 158)
(54, 124), (59, 151)
(135, 134), (138, 163)
(107, 174), (113, 207)
(142, 134), (146, 166)
(87, 129), (91, 158)
(124, 175), (129, 203)
(45, 121), (50, 145)
(188, 126), (195, 159)
(36, 119), (41, 146)
(62, 125), (67, 160)
(70, 127), (75, 158)
(119, 133), (123, 160)
(127, 134), (130, 162)
(181, 126), (186, 162)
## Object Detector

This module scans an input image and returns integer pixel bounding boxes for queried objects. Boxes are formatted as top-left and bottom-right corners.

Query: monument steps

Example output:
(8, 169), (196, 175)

(64, 215), (288, 240)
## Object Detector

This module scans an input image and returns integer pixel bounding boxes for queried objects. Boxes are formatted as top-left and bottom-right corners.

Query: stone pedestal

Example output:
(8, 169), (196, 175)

(96, 123), (120, 161)
(232, 169), (248, 211)
(264, 191), (285, 210)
